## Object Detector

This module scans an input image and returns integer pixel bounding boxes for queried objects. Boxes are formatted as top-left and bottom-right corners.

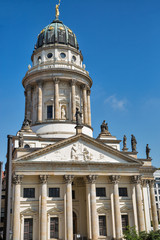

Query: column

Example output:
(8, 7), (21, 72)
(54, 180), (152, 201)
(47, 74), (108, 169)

(24, 91), (27, 117)
(26, 85), (32, 120)
(131, 176), (145, 232)
(54, 79), (60, 120)
(40, 175), (48, 240)
(86, 175), (98, 240)
(64, 175), (74, 240)
(149, 180), (159, 231)
(13, 175), (22, 240)
(82, 85), (88, 125)
(110, 175), (122, 240)
(86, 181), (92, 240)
(87, 90), (91, 127)
(37, 81), (43, 123)
(71, 80), (76, 122)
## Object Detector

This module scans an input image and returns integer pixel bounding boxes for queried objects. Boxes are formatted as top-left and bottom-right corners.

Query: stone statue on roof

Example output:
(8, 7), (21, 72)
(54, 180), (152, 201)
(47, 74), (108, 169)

(56, 0), (61, 19)
(146, 144), (151, 159)
(75, 108), (82, 126)
(131, 134), (137, 152)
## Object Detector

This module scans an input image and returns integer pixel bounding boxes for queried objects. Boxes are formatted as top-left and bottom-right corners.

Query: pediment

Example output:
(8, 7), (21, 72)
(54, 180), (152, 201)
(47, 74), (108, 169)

(15, 134), (142, 166)
(97, 206), (110, 214)
(47, 207), (63, 215)
(120, 205), (133, 212)
(20, 208), (37, 216)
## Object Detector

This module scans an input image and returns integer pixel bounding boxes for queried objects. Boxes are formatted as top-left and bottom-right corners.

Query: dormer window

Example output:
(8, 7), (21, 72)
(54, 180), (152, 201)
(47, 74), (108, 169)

(47, 105), (53, 119)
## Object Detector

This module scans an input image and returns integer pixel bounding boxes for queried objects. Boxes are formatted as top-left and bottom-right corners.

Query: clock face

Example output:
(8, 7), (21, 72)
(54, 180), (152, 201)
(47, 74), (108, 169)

(47, 53), (53, 58)
(72, 56), (76, 62)
(60, 52), (66, 59)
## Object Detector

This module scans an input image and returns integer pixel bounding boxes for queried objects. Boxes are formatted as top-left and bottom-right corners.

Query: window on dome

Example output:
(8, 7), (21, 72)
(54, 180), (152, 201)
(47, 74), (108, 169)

(60, 52), (66, 59)
(72, 56), (76, 62)
(47, 105), (53, 119)
(47, 53), (53, 58)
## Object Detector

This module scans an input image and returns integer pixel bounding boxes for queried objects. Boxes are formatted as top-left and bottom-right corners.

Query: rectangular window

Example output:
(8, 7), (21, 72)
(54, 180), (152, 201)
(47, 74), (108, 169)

(23, 188), (35, 198)
(156, 196), (158, 201)
(49, 188), (60, 198)
(99, 216), (107, 236)
(96, 188), (106, 197)
(24, 218), (33, 240)
(1, 208), (4, 223)
(119, 188), (128, 197)
(50, 217), (59, 239)
(121, 215), (129, 233)
(47, 105), (53, 119)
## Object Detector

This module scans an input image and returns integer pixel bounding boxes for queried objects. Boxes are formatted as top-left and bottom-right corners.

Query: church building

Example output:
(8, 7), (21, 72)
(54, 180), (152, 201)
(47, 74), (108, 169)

(9, 3), (158, 240)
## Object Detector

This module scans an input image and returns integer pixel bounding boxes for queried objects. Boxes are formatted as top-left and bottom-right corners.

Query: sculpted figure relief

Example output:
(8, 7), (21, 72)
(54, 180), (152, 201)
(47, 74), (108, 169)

(71, 144), (78, 160)
(131, 134), (137, 152)
(83, 148), (90, 161)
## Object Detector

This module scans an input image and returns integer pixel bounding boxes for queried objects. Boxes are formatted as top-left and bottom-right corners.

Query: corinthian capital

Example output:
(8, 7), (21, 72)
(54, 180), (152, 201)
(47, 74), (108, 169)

(131, 175), (142, 184)
(110, 175), (120, 184)
(63, 175), (74, 184)
(86, 175), (98, 184)
(12, 175), (23, 185)
(148, 179), (155, 188)
(39, 175), (48, 184)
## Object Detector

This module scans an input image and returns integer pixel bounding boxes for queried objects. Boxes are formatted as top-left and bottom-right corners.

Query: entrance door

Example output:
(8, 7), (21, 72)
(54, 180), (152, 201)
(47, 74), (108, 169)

(73, 212), (77, 235)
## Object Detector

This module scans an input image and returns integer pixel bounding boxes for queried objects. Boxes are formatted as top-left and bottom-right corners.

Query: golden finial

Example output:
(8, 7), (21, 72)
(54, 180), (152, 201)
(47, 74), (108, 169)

(55, 0), (61, 19)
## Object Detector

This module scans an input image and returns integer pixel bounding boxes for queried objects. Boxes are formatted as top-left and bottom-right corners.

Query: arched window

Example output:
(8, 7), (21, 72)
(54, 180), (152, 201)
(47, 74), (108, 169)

(24, 144), (30, 149)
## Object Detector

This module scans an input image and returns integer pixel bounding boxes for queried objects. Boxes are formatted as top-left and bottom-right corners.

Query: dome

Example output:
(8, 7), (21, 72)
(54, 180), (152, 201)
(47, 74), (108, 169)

(35, 19), (79, 50)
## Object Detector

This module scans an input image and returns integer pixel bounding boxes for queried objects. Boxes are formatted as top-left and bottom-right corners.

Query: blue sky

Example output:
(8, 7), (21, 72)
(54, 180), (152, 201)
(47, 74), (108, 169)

(0, 0), (160, 167)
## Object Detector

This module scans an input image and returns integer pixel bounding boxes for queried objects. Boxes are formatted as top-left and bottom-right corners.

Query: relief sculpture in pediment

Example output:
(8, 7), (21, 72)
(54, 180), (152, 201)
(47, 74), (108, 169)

(71, 143), (93, 161)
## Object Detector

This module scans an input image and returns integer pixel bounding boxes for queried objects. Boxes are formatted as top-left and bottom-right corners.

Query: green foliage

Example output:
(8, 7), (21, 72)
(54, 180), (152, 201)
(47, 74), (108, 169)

(123, 226), (160, 240)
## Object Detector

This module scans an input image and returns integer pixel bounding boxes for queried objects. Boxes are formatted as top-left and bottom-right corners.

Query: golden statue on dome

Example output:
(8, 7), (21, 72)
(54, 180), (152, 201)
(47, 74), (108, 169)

(56, 0), (61, 19)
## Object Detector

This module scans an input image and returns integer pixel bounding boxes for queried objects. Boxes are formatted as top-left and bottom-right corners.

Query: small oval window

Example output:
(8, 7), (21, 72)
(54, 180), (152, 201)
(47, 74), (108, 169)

(47, 53), (53, 58)
(60, 52), (66, 59)
(72, 56), (76, 62)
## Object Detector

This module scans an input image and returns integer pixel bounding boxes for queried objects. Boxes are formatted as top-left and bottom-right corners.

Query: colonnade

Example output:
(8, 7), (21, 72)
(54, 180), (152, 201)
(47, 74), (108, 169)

(25, 79), (91, 126)
(12, 174), (159, 240)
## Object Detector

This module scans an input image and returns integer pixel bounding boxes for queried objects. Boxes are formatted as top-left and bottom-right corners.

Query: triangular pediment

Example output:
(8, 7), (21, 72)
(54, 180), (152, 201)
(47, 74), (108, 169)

(20, 208), (37, 216)
(14, 134), (142, 166)
(47, 207), (63, 215)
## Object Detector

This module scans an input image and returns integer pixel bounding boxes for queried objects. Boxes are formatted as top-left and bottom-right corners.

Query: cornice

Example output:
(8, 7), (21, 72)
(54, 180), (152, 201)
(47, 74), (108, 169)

(22, 67), (92, 88)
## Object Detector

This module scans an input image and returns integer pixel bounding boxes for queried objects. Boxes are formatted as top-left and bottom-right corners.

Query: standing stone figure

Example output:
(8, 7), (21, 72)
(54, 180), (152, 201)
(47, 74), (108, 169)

(101, 120), (108, 133)
(75, 108), (82, 126)
(131, 134), (137, 152)
(122, 135), (128, 151)
(19, 133), (24, 148)
(146, 144), (151, 159)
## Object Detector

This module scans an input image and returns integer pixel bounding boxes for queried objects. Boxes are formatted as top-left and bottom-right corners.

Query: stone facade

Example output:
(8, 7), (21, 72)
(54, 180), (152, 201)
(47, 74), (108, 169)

(7, 7), (158, 240)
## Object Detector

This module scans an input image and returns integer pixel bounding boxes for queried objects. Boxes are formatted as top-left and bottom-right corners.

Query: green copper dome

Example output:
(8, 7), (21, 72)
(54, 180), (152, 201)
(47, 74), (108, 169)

(35, 19), (79, 50)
